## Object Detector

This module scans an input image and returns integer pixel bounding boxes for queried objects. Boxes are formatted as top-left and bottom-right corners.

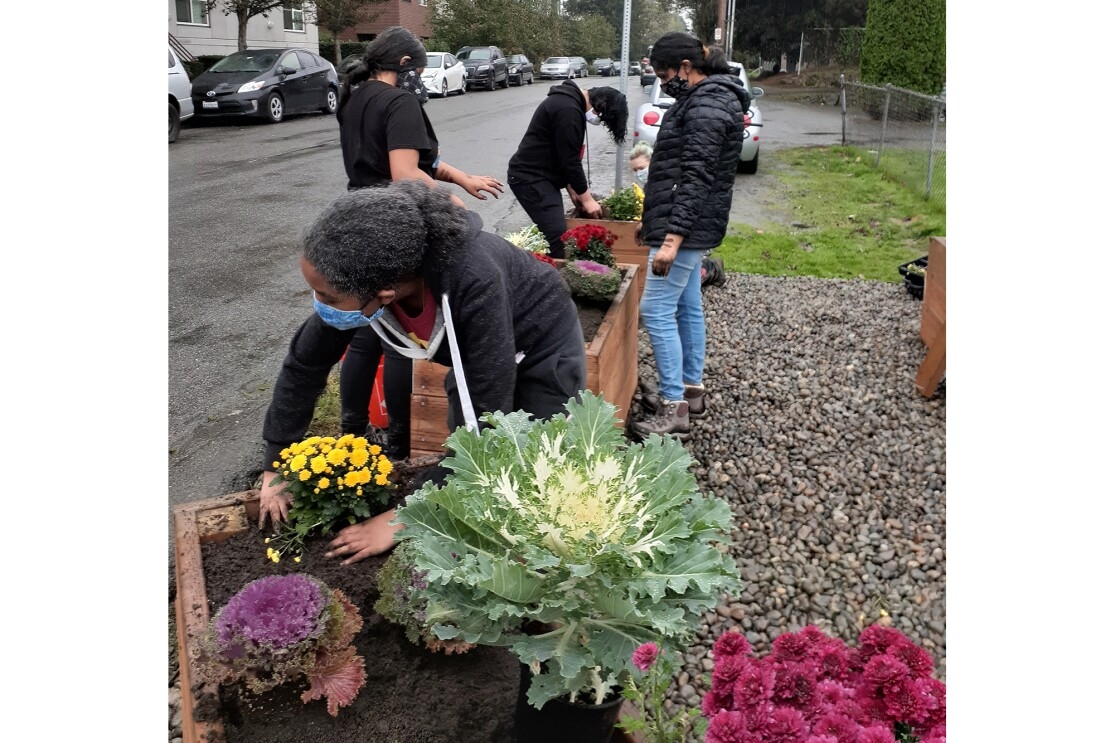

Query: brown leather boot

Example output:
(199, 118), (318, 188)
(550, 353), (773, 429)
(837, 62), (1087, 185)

(632, 399), (690, 440)
(641, 384), (706, 418)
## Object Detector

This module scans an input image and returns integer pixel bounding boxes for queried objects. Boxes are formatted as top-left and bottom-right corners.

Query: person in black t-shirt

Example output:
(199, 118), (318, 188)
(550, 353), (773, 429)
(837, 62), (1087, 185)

(506, 82), (628, 257)
(334, 27), (505, 460)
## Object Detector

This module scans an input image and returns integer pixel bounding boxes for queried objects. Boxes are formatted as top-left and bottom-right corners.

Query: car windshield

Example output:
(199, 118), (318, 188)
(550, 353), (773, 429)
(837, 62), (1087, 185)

(208, 51), (279, 73)
(544, 57), (569, 64)
(594, 59), (610, 65)
(464, 49), (493, 60)
(425, 53), (444, 68)
(510, 55), (526, 63)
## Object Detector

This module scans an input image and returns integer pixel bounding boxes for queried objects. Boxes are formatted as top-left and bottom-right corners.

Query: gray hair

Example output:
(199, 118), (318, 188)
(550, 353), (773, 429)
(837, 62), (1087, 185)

(301, 181), (467, 302)
(629, 141), (654, 160)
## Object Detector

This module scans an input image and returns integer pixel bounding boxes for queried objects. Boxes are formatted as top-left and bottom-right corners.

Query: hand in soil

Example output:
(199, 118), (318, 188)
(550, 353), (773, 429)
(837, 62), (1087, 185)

(325, 509), (403, 565)
(257, 471), (293, 531)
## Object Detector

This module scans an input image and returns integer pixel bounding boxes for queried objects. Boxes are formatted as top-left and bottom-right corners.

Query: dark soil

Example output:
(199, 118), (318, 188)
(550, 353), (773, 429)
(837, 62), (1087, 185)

(196, 461), (522, 743)
(576, 298), (610, 341)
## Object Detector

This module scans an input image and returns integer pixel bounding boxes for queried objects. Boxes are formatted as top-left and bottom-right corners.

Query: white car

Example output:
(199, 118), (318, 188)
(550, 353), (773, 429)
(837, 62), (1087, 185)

(168, 46), (194, 143)
(420, 51), (467, 97)
(632, 62), (764, 174)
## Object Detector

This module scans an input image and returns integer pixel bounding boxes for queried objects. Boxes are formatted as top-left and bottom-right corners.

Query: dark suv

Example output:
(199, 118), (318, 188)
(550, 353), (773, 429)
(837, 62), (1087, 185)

(457, 46), (509, 91)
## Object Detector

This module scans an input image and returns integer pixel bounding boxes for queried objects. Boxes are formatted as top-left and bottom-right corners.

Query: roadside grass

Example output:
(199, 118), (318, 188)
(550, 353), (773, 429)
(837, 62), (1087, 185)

(877, 148), (946, 212)
(715, 145), (946, 282)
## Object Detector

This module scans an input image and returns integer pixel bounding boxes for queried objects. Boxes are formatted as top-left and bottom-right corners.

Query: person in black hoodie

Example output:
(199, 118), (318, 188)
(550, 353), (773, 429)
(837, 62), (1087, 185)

(631, 33), (750, 440)
(257, 181), (587, 564)
(507, 81), (628, 257)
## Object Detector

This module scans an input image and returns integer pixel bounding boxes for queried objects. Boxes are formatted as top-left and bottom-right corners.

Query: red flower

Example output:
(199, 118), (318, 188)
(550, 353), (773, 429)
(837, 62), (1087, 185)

(714, 630), (753, 661)
(810, 712), (860, 743)
(765, 707), (807, 743)
(632, 642), (659, 671)
(706, 710), (754, 743)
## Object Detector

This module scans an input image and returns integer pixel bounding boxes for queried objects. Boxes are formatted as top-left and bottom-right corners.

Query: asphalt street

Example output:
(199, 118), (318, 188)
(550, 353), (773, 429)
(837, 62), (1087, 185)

(167, 74), (844, 549)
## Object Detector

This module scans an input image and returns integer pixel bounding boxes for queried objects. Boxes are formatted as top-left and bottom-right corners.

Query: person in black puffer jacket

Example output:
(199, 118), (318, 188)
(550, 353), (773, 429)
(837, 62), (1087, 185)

(632, 32), (750, 441)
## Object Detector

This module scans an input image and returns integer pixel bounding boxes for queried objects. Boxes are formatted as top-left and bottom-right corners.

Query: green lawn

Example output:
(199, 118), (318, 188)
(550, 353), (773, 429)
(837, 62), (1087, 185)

(715, 146), (946, 282)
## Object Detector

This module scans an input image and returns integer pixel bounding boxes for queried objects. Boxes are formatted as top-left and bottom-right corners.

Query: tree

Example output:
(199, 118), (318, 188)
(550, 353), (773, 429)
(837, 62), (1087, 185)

(561, 13), (618, 59)
(859, 0), (944, 94)
(304, 0), (384, 64)
(207, 1), (287, 52)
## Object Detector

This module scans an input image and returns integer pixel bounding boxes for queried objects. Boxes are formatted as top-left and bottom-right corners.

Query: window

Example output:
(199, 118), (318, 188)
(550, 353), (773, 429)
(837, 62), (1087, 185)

(175, 0), (208, 25)
(283, 4), (305, 32)
(296, 51), (319, 69)
(279, 51), (302, 71)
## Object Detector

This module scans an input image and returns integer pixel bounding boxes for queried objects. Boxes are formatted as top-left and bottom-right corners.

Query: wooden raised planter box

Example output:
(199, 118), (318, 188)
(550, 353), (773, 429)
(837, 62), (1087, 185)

(173, 487), (645, 743)
(410, 262), (641, 457)
(565, 216), (649, 300)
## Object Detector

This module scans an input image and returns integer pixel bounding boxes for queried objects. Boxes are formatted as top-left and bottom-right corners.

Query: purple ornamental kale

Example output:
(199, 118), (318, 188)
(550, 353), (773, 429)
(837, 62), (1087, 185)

(214, 574), (329, 657)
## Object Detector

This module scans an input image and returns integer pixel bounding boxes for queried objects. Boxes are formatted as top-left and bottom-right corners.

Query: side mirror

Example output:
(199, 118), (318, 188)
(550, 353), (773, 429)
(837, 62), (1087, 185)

(280, 66), (297, 76)
(751, 86), (764, 98)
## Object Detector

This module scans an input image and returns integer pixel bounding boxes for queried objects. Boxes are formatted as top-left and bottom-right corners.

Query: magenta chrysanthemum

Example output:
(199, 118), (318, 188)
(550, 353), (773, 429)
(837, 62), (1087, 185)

(886, 640), (936, 680)
(855, 724), (897, 743)
(805, 736), (841, 743)
(706, 710), (752, 743)
(214, 574), (328, 653)
(855, 625), (905, 666)
(772, 631), (812, 662)
(632, 642), (660, 671)
(733, 662), (777, 712)
(766, 707), (807, 743)
(713, 654), (749, 691)
(883, 677), (938, 727)
(714, 630), (753, 661)
(811, 711), (860, 743)
(772, 660), (819, 709)
(862, 655), (909, 691)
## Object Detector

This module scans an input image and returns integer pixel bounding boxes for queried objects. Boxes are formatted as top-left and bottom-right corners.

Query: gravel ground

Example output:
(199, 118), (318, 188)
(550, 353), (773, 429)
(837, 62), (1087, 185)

(169, 272), (945, 741)
(626, 273), (946, 735)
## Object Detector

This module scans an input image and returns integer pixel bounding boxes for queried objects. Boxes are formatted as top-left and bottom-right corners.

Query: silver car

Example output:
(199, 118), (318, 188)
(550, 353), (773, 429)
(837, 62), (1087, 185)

(539, 57), (576, 80)
(168, 46), (194, 143)
(632, 62), (764, 174)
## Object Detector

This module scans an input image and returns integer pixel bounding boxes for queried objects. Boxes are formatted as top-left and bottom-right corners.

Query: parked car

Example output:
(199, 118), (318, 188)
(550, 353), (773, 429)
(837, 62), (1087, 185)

(639, 62), (656, 88)
(190, 48), (339, 123)
(571, 56), (589, 77)
(457, 46), (509, 91)
(592, 58), (617, 76)
(629, 60), (641, 75)
(539, 56), (576, 79)
(168, 46), (194, 143)
(507, 54), (534, 86)
(421, 51), (467, 97)
(632, 62), (765, 174)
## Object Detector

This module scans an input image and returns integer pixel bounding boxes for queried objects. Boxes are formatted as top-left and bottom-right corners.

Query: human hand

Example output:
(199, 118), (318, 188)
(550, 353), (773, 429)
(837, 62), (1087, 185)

(461, 174), (504, 200)
(580, 195), (603, 219)
(257, 471), (293, 532)
(324, 509), (403, 565)
(652, 239), (681, 277)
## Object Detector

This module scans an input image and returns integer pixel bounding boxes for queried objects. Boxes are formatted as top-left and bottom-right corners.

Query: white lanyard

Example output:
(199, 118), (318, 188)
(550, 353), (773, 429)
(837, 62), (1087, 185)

(441, 293), (478, 432)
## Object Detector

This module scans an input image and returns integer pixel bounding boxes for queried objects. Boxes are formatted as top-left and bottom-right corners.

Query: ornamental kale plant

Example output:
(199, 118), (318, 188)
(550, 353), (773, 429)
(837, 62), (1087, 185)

(197, 573), (367, 716)
(561, 259), (622, 302)
(504, 224), (551, 255)
(392, 392), (741, 709)
(562, 224), (618, 268)
(701, 625), (946, 743)
(267, 434), (396, 560)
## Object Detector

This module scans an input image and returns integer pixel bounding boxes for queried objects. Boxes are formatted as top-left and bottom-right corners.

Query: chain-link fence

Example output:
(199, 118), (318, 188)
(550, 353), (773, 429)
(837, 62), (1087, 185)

(840, 76), (946, 207)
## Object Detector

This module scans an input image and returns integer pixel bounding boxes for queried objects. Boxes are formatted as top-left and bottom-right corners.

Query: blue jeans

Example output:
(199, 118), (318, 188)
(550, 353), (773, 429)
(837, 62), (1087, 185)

(639, 248), (705, 401)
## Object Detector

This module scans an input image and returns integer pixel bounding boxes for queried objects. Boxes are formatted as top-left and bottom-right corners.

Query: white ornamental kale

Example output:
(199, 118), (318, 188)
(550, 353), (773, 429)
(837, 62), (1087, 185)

(393, 392), (741, 709)
(503, 224), (551, 255)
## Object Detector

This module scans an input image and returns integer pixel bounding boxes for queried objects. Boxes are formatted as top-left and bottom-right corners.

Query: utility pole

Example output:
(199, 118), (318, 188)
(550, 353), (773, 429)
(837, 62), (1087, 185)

(614, 0), (633, 190)
(715, 0), (727, 47)
(725, 0), (737, 61)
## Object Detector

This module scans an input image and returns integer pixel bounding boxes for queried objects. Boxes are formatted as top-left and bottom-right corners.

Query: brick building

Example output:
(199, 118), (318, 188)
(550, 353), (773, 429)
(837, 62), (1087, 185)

(338, 0), (432, 43)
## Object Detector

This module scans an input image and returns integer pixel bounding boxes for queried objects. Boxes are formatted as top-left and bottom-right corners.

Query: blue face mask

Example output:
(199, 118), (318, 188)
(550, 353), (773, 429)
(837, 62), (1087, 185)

(313, 295), (385, 330)
(634, 167), (649, 185)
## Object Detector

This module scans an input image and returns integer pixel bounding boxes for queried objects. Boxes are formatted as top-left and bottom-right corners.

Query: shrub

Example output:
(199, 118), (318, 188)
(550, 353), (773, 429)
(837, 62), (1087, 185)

(859, 0), (945, 95)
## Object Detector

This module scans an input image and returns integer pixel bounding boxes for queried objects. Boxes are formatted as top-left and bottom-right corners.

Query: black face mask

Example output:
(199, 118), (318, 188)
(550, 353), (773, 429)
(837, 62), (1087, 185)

(662, 74), (688, 98)
(397, 66), (429, 106)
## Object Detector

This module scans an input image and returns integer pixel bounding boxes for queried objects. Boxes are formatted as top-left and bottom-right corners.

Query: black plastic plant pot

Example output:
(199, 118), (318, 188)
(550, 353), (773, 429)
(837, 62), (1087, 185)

(513, 663), (624, 743)
(898, 255), (928, 300)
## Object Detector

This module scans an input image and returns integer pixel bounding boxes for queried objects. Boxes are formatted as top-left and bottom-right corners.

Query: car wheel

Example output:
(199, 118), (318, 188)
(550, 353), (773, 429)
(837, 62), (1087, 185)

(459, 79), (467, 95)
(265, 92), (284, 123)
(321, 87), (337, 115)
(441, 79), (448, 97)
(486, 75), (496, 91)
(169, 102), (181, 143)
(527, 72), (533, 84)
(738, 150), (759, 175)
(499, 74), (509, 89)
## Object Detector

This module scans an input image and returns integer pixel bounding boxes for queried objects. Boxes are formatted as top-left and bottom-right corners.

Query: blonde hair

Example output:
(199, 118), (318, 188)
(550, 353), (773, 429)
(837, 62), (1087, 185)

(629, 141), (654, 160)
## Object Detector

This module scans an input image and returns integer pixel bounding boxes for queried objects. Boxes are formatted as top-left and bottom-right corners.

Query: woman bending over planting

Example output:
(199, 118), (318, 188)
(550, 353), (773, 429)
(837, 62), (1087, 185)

(258, 181), (587, 563)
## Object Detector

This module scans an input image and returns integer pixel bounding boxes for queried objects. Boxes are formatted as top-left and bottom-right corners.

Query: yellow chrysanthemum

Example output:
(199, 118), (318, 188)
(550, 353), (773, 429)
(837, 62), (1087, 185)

(327, 448), (347, 466)
(344, 471), (363, 488)
(352, 437), (368, 450)
(293, 556), (301, 563)
(310, 455), (328, 473)
(264, 538), (271, 544)
(338, 434), (355, 447)
(369, 444), (382, 455)
(357, 468), (372, 484)
(377, 457), (393, 475)
(299, 469), (312, 481)
(314, 488), (320, 494)
(356, 487), (363, 495)
(375, 473), (389, 486)
(318, 477), (331, 490)
(272, 461), (280, 469)
(349, 448), (370, 468)
(290, 454), (308, 472)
